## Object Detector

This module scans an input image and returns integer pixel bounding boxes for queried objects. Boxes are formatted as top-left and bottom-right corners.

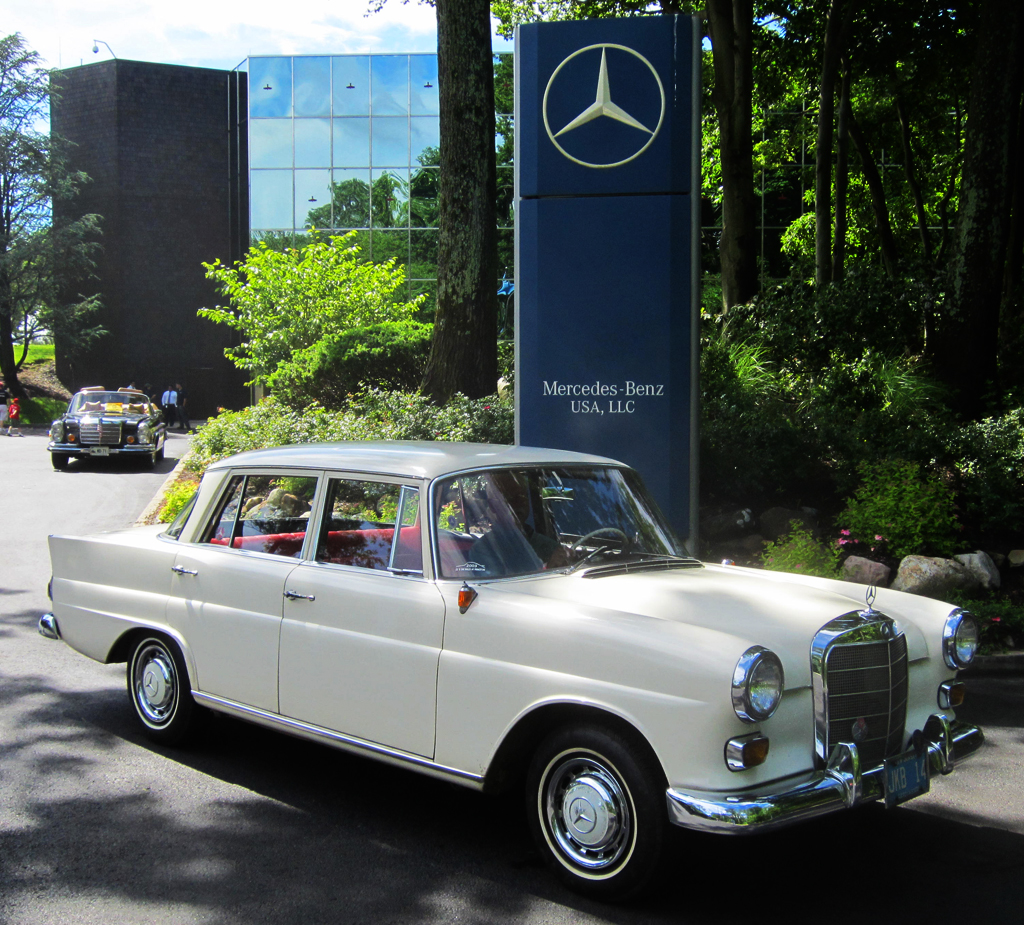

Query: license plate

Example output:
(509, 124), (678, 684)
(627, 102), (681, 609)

(883, 748), (930, 808)
(89, 447), (110, 457)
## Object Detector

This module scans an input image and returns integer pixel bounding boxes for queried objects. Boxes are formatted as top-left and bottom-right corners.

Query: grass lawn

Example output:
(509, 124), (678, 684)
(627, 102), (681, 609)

(15, 343), (55, 364)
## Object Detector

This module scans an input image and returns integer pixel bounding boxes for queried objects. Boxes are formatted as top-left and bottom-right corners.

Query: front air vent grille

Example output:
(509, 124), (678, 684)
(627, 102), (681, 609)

(80, 420), (122, 446)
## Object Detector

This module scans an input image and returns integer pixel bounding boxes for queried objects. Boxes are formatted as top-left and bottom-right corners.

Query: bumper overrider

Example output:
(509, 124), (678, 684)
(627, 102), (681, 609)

(666, 715), (984, 834)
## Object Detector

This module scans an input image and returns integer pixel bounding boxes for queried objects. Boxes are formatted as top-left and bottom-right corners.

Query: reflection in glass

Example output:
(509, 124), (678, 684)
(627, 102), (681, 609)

(497, 229), (515, 275)
(251, 230), (295, 250)
(250, 170), (293, 228)
(371, 229), (409, 266)
(370, 170), (409, 228)
(333, 118), (370, 167)
(294, 56), (331, 116)
(410, 168), (439, 228)
(327, 170), (371, 228)
(411, 117), (440, 167)
(295, 170), (333, 228)
(409, 230), (438, 278)
(294, 118), (331, 168)
(250, 58), (293, 118)
(250, 119), (293, 169)
(333, 56), (370, 115)
(496, 167), (515, 227)
(371, 56), (409, 115)
(372, 117), (410, 167)
(410, 56), (439, 115)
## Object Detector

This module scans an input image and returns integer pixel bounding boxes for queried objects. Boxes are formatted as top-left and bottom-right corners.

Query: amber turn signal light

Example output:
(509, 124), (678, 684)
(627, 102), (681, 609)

(458, 582), (478, 614)
(725, 733), (770, 771)
(938, 680), (965, 709)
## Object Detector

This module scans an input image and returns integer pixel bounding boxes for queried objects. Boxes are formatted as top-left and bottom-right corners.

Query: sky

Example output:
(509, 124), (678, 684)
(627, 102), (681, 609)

(3, 0), (514, 73)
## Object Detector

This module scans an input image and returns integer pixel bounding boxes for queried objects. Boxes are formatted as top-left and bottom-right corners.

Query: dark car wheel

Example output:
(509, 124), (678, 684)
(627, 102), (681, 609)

(127, 635), (197, 746)
(526, 724), (667, 900)
(51, 453), (70, 470)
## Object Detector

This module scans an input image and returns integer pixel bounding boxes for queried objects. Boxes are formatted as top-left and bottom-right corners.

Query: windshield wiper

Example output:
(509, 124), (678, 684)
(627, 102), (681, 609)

(566, 545), (610, 574)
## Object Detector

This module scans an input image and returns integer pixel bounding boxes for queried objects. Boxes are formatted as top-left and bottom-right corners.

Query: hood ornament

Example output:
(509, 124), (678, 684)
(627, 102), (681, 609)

(861, 585), (879, 618)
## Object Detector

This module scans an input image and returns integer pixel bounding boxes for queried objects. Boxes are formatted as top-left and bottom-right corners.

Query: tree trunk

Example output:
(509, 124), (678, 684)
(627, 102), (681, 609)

(706, 0), (758, 308)
(895, 94), (932, 263)
(848, 111), (900, 278)
(831, 62), (851, 282)
(0, 275), (24, 397)
(420, 0), (498, 403)
(814, 0), (851, 287)
(1000, 87), (1024, 378)
(937, 0), (1023, 415)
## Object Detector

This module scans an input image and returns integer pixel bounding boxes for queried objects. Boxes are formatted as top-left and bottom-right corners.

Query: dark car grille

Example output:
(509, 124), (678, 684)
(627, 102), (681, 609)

(812, 614), (908, 769)
(80, 420), (123, 445)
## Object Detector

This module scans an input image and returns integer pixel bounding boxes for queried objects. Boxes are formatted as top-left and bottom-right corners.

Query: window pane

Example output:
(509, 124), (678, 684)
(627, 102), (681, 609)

(497, 167), (515, 227)
(411, 116), (440, 168)
(315, 479), (405, 570)
(409, 56), (439, 115)
(295, 170), (333, 229)
(250, 170), (294, 229)
(294, 118), (331, 168)
(333, 118), (370, 167)
(409, 229), (438, 278)
(331, 169), (371, 228)
(294, 56), (331, 116)
(371, 56), (409, 115)
(250, 119), (292, 169)
(202, 476), (244, 544)
(410, 167), (438, 228)
(333, 56), (370, 115)
(371, 229), (409, 266)
(371, 169), (409, 228)
(250, 58), (292, 118)
(392, 487), (423, 571)
(235, 475), (318, 557)
(372, 117), (409, 167)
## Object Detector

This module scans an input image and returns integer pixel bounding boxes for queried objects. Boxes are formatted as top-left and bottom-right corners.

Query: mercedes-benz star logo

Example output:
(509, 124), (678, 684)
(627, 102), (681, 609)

(543, 43), (666, 169)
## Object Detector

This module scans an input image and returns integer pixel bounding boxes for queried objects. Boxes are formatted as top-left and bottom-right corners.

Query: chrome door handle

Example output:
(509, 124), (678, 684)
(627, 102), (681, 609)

(284, 590), (315, 601)
(171, 565), (198, 576)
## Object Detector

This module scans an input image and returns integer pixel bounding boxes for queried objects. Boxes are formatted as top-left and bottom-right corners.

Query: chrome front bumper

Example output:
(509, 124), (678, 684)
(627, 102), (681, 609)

(666, 715), (984, 834)
(48, 442), (156, 456)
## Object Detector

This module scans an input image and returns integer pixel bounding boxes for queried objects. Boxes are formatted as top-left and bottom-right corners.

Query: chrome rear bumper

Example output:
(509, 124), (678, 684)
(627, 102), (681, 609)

(666, 715), (983, 834)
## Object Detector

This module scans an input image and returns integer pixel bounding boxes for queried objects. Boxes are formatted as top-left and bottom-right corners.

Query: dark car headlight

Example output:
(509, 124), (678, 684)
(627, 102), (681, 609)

(50, 420), (64, 442)
(943, 609), (979, 669)
(732, 646), (785, 723)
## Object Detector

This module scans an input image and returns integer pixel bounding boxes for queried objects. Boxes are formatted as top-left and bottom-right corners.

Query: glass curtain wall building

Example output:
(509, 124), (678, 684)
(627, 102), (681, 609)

(245, 54), (515, 314)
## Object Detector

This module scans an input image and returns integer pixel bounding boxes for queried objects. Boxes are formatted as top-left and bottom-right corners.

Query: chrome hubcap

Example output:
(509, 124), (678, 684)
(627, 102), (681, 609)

(135, 644), (176, 725)
(544, 753), (632, 871)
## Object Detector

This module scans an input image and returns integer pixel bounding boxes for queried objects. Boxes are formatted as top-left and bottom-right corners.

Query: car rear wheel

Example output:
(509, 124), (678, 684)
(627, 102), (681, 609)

(127, 635), (197, 745)
(51, 453), (69, 470)
(526, 724), (667, 900)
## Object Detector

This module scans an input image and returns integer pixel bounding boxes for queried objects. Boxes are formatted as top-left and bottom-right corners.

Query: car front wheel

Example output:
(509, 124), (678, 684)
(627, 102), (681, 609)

(51, 453), (69, 470)
(526, 724), (666, 900)
(127, 635), (196, 745)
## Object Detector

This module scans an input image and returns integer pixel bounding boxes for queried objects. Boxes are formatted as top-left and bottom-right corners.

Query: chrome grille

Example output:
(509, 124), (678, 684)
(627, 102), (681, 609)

(812, 614), (908, 770)
(79, 419), (122, 445)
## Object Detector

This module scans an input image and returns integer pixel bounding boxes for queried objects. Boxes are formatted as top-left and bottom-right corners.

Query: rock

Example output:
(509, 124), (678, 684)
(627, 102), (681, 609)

(739, 534), (766, 554)
(954, 551), (1001, 590)
(760, 507), (819, 542)
(1008, 550), (1024, 568)
(890, 555), (980, 597)
(841, 556), (892, 587)
(702, 508), (753, 540)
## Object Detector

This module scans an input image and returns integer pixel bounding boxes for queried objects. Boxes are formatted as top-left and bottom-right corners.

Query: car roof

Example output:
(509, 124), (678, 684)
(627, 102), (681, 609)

(206, 441), (625, 481)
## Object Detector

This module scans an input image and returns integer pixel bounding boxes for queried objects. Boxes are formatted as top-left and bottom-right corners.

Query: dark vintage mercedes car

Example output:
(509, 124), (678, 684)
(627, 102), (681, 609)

(48, 387), (167, 469)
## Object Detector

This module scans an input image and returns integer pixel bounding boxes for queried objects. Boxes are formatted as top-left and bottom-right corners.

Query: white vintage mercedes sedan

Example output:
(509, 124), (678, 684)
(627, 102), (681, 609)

(42, 442), (983, 898)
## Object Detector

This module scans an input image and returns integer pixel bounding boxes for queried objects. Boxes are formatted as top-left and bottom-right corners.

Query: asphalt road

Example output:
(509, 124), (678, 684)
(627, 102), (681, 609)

(1, 429), (1022, 924)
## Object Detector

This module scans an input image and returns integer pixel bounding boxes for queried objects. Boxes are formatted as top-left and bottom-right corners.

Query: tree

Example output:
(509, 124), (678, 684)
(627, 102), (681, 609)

(0, 33), (103, 397)
(199, 232), (423, 385)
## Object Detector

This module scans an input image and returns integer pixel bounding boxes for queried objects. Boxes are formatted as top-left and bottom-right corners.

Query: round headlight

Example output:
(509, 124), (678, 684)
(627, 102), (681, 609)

(943, 609), (979, 669)
(50, 420), (64, 442)
(732, 646), (785, 723)
(138, 423), (152, 445)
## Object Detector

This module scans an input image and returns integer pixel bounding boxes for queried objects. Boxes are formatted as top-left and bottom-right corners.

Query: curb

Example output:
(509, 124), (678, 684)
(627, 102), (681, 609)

(135, 453), (190, 526)
(962, 652), (1024, 677)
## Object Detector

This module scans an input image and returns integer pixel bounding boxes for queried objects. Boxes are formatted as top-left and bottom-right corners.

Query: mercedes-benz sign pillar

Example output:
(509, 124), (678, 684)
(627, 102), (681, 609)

(515, 15), (701, 549)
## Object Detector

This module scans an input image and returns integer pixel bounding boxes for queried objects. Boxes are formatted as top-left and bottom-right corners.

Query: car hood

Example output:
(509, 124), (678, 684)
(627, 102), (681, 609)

(487, 563), (945, 687)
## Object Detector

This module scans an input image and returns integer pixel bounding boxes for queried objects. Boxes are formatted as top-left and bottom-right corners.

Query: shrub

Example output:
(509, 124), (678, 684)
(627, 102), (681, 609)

(17, 396), (67, 424)
(268, 321), (433, 410)
(943, 592), (1024, 654)
(158, 474), (201, 523)
(838, 459), (960, 559)
(761, 523), (841, 578)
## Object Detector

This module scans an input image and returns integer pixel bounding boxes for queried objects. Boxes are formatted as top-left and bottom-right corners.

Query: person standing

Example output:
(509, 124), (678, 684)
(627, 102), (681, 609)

(160, 385), (177, 427)
(174, 383), (190, 432)
(0, 381), (9, 434)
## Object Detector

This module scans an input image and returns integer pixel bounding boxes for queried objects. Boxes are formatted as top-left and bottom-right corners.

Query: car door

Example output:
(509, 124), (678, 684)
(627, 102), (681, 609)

(165, 471), (319, 713)
(278, 477), (445, 758)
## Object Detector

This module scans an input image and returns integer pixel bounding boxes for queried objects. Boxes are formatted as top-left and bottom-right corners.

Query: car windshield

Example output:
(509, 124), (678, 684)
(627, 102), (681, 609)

(69, 392), (149, 414)
(433, 465), (684, 580)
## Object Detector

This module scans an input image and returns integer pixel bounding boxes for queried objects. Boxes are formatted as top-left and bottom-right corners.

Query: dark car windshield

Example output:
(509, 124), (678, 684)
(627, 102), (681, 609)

(69, 392), (150, 414)
(433, 465), (684, 580)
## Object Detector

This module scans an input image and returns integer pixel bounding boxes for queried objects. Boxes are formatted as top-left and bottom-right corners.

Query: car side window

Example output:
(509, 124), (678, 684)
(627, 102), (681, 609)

(314, 478), (422, 572)
(201, 474), (318, 558)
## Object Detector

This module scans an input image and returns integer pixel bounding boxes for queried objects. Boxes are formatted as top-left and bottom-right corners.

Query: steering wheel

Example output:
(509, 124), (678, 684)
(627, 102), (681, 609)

(570, 527), (629, 552)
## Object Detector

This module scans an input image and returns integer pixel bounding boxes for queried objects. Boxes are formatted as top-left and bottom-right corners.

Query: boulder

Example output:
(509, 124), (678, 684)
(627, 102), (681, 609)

(760, 507), (819, 541)
(954, 551), (1001, 590)
(841, 556), (892, 587)
(1008, 549), (1024, 568)
(702, 508), (753, 540)
(890, 555), (980, 597)
(739, 534), (766, 555)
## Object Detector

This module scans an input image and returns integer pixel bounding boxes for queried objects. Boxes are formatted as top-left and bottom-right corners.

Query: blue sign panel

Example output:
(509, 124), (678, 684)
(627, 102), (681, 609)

(516, 15), (700, 547)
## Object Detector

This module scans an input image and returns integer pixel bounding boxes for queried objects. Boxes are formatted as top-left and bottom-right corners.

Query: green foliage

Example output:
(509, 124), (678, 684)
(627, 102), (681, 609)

(267, 321), (433, 410)
(838, 459), (961, 559)
(16, 395), (66, 424)
(200, 232), (424, 385)
(187, 391), (513, 473)
(158, 477), (200, 524)
(761, 523), (841, 579)
(944, 592), (1024, 654)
